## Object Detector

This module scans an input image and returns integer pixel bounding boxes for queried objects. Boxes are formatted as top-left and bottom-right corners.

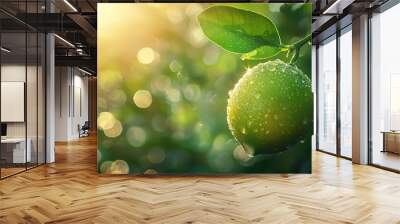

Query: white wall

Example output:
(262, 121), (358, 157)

(55, 67), (89, 141)
(1, 65), (26, 141)
(1, 64), (26, 81)
(55, 67), (69, 141)
(72, 73), (89, 138)
(1, 65), (36, 138)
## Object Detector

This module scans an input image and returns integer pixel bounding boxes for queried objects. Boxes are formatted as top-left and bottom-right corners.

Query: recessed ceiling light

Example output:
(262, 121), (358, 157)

(54, 34), (75, 48)
(78, 67), (93, 76)
(323, 0), (344, 15)
(63, 0), (78, 12)
(1, 47), (11, 53)
(322, 0), (356, 15)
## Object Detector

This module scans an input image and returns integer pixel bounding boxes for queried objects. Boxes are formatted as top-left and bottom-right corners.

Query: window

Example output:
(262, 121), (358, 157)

(370, 3), (400, 171)
(317, 35), (337, 154)
(339, 27), (352, 158)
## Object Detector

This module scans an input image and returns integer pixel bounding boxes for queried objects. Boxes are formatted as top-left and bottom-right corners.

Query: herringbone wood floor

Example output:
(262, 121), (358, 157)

(1, 135), (400, 224)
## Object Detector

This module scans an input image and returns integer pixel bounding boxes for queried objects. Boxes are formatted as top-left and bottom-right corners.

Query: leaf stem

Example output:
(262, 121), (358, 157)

(292, 33), (312, 50)
(283, 33), (312, 64)
(289, 49), (299, 65)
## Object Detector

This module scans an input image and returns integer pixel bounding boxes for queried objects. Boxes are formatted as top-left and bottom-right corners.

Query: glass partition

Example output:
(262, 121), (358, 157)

(0, 2), (46, 179)
(1, 30), (28, 177)
(317, 35), (337, 154)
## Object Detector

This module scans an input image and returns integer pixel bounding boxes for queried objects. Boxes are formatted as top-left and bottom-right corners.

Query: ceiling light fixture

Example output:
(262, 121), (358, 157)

(1, 47), (11, 53)
(54, 34), (75, 48)
(323, 0), (344, 15)
(322, 0), (356, 15)
(78, 67), (93, 76)
(63, 0), (78, 12)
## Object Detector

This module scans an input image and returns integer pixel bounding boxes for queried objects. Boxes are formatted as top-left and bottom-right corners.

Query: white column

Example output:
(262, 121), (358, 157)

(352, 14), (369, 164)
(46, 32), (55, 163)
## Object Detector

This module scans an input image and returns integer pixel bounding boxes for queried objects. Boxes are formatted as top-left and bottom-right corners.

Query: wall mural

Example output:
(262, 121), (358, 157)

(98, 3), (313, 174)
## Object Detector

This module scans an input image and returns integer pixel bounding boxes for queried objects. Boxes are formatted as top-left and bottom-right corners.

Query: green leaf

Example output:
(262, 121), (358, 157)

(198, 6), (281, 54)
(241, 45), (282, 60)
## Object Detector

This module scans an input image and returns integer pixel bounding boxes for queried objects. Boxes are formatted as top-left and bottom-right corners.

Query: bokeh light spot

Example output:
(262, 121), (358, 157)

(103, 120), (123, 138)
(98, 112), (123, 138)
(169, 60), (183, 73)
(147, 148), (166, 164)
(111, 160), (130, 174)
(98, 112), (115, 130)
(183, 84), (201, 101)
(137, 47), (155, 64)
(109, 89), (127, 107)
(144, 169), (158, 175)
(150, 75), (171, 93)
(97, 150), (102, 163)
(126, 126), (147, 147)
(133, 89), (153, 108)
(100, 161), (113, 174)
(166, 88), (181, 103)
(212, 134), (228, 150)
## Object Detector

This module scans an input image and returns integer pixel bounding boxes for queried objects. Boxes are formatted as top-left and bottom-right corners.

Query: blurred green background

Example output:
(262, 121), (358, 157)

(97, 3), (312, 174)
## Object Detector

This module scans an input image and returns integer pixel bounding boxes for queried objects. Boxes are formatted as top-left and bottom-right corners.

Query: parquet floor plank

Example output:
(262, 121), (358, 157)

(0, 135), (399, 223)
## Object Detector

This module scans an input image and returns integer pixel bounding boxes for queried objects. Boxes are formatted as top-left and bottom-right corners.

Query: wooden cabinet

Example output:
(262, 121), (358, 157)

(382, 132), (400, 154)
(0, 138), (32, 165)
